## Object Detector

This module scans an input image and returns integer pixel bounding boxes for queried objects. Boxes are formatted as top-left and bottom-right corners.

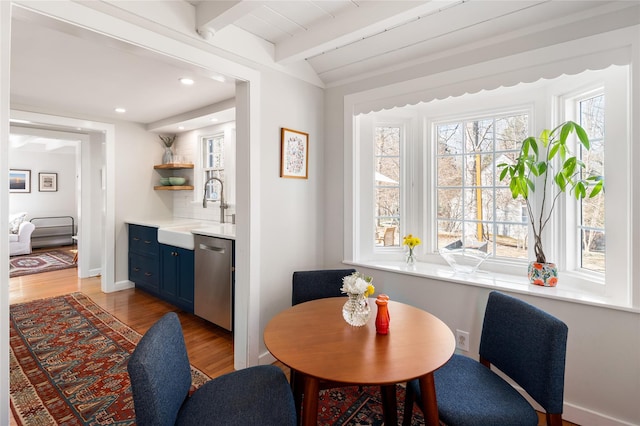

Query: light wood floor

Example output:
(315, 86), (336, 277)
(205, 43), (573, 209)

(9, 266), (577, 426)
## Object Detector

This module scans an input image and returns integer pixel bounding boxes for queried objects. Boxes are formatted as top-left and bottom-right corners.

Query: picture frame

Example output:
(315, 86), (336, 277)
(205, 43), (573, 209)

(39, 172), (58, 192)
(9, 169), (31, 193)
(280, 128), (309, 179)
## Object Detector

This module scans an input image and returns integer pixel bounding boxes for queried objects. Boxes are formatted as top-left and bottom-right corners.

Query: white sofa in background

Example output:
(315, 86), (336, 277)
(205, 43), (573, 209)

(9, 213), (35, 256)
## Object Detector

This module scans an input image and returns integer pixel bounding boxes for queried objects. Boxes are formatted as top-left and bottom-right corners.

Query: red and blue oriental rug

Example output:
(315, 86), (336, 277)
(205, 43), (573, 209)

(9, 249), (76, 278)
(9, 292), (208, 425)
(317, 385), (425, 425)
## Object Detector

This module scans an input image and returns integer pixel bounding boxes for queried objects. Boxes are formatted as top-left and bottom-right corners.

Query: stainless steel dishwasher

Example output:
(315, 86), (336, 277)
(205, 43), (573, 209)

(194, 235), (234, 331)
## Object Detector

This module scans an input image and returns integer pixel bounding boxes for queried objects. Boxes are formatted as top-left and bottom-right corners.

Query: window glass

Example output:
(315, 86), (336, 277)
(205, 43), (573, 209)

(203, 134), (224, 200)
(435, 113), (529, 258)
(578, 94), (605, 272)
(374, 126), (400, 247)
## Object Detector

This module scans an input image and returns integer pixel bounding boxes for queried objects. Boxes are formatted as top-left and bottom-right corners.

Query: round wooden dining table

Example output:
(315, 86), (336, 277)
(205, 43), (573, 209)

(264, 297), (455, 425)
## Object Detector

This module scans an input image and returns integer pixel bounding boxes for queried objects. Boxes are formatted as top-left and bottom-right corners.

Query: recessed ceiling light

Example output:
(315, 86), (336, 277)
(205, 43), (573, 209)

(179, 78), (194, 85)
(210, 118), (219, 122)
(115, 107), (126, 113)
(178, 126), (185, 130)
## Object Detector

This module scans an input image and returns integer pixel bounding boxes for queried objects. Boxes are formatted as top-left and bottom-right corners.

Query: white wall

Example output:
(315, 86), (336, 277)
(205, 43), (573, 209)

(114, 121), (174, 286)
(257, 68), (324, 359)
(323, 15), (640, 426)
(9, 148), (76, 221)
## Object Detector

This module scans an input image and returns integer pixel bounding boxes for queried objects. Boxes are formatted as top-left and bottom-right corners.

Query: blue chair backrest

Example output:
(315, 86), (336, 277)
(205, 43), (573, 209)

(479, 291), (568, 414)
(292, 269), (356, 305)
(127, 312), (193, 426)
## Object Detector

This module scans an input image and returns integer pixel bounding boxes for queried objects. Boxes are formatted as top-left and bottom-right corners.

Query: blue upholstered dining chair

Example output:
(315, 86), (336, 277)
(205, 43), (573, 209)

(127, 312), (297, 426)
(290, 268), (357, 420)
(292, 268), (356, 305)
(402, 291), (568, 426)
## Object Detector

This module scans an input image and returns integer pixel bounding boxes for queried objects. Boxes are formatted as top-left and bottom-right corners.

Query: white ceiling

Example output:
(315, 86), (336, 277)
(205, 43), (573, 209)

(194, 0), (621, 85)
(9, 0), (628, 146)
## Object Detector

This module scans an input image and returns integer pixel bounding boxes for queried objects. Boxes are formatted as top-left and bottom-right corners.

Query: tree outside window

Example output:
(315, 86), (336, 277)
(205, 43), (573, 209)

(374, 126), (400, 247)
(578, 94), (605, 272)
(436, 113), (529, 259)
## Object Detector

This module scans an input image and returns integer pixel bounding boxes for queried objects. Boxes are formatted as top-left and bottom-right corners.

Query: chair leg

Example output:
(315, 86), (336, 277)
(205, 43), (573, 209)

(402, 383), (416, 426)
(547, 412), (563, 426)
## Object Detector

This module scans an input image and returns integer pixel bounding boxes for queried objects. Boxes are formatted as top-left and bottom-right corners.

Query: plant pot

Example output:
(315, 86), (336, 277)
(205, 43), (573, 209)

(528, 261), (558, 287)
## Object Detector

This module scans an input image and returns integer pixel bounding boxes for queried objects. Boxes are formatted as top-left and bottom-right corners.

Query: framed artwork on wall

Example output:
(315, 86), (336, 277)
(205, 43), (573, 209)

(280, 128), (309, 179)
(9, 169), (31, 193)
(39, 172), (58, 192)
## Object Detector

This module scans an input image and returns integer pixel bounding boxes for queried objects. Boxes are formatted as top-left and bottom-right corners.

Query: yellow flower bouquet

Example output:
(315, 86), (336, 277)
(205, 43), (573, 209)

(403, 234), (421, 265)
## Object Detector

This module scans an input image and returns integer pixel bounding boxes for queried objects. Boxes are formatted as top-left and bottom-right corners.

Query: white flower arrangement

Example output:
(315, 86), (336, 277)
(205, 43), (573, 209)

(341, 271), (375, 297)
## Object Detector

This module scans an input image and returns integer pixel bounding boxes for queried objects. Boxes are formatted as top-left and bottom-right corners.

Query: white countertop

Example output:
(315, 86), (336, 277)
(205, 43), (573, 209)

(126, 218), (236, 246)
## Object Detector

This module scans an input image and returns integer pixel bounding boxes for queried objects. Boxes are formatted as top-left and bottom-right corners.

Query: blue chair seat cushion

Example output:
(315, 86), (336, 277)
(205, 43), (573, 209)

(176, 365), (297, 426)
(408, 354), (538, 426)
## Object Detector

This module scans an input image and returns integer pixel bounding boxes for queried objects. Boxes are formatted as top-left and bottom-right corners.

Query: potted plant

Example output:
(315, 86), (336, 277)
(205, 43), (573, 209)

(498, 121), (604, 286)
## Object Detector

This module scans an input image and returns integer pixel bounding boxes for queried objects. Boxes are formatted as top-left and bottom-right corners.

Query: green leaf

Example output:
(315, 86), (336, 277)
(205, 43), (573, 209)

(509, 178), (518, 196)
(575, 123), (590, 149)
(559, 143), (567, 160)
(589, 181), (604, 197)
(575, 181), (586, 199)
(559, 121), (573, 143)
(540, 129), (550, 147)
(537, 162), (547, 175)
(563, 157), (577, 176)
(549, 143), (560, 160)
(499, 167), (509, 181)
(528, 138), (539, 157)
(526, 178), (535, 193)
(555, 172), (566, 189)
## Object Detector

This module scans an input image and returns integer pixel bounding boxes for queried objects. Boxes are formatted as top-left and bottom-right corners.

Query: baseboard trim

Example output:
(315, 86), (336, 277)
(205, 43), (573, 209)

(564, 402), (636, 426)
(113, 279), (134, 293)
(258, 350), (276, 366)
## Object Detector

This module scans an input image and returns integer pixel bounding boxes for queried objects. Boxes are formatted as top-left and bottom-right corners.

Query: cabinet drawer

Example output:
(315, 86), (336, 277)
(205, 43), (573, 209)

(129, 252), (159, 291)
(129, 224), (159, 255)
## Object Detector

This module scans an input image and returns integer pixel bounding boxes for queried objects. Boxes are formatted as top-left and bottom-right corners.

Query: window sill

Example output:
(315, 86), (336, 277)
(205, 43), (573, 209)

(344, 259), (639, 313)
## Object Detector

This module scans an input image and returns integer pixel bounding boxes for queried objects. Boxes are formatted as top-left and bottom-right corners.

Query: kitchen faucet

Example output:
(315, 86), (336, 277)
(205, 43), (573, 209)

(203, 177), (229, 223)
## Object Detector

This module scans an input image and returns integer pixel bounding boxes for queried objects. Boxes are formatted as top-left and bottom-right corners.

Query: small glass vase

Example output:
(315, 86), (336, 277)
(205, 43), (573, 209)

(342, 293), (371, 327)
(162, 147), (174, 164)
(406, 249), (416, 266)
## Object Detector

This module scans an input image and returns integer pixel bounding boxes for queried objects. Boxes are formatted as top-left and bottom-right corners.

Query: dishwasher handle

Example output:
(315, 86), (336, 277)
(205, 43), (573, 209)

(199, 243), (226, 254)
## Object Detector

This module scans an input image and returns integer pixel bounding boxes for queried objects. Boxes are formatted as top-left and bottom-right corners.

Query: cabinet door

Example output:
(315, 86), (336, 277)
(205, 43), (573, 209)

(160, 244), (194, 313)
(176, 248), (194, 310)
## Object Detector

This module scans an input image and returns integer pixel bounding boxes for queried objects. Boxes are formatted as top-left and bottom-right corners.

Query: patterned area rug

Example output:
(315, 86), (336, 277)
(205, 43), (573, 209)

(9, 249), (76, 277)
(10, 292), (209, 425)
(317, 385), (425, 425)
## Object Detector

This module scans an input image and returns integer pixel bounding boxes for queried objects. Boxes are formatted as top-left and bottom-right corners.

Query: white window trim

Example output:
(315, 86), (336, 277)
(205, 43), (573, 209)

(345, 61), (637, 311)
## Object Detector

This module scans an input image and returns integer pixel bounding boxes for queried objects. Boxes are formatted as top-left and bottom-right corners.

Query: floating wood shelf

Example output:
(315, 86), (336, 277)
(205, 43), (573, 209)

(154, 185), (194, 191)
(154, 163), (194, 170)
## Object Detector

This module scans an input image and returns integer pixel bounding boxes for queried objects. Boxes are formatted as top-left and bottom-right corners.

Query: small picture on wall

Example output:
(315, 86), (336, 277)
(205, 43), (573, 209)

(39, 172), (58, 192)
(280, 128), (309, 179)
(9, 169), (30, 193)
